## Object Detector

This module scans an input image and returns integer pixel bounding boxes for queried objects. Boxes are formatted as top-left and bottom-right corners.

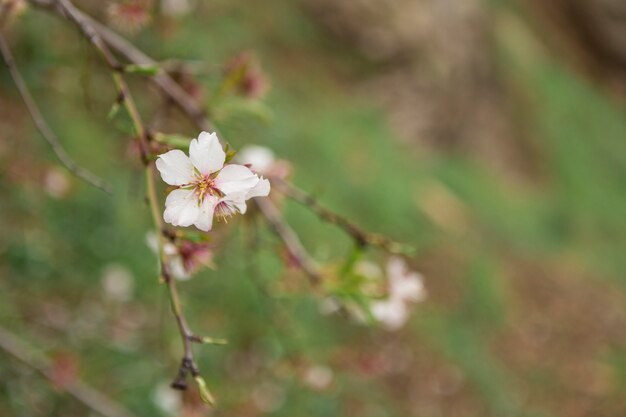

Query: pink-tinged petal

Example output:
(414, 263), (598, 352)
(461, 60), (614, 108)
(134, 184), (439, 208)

(163, 189), (200, 227)
(194, 196), (218, 232)
(156, 150), (195, 186)
(189, 131), (225, 175)
(215, 164), (259, 195)
(246, 177), (270, 199)
(214, 193), (247, 219)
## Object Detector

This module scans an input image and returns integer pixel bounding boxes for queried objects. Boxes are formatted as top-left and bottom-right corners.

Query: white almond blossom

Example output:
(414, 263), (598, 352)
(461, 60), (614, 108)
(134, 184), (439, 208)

(236, 145), (276, 174)
(371, 257), (426, 331)
(156, 132), (270, 231)
(386, 256), (426, 303)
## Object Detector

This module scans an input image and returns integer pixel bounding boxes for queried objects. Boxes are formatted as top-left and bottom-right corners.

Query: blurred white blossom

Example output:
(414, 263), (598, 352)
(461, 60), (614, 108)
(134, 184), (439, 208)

(161, 0), (191, 16)
(237, 145), (275, 174)
(43, 168), (71, 199)
(145, 232), (189, 281)
(304, 365), (334, 390)
(152, 382), (181, 415)
(101, 263), (134, 302)
(252, 381), (285, 413)
(371, 257), (426, 331)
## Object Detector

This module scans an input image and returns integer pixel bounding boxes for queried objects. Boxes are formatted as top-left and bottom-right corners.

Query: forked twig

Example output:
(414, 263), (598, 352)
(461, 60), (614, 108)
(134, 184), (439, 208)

(272, 178), (406, 253)
(0, 325), (138, 417)
(0, 32), (112, 193)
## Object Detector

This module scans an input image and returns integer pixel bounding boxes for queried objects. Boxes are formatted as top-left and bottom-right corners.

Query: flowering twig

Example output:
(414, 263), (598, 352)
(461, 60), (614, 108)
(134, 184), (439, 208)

(43, 0), (211, 398)
(0, 325), (138, 417)
(272, 178), (408, 254)
(28, 0), (327, 285)
(0, 31), (112, 193)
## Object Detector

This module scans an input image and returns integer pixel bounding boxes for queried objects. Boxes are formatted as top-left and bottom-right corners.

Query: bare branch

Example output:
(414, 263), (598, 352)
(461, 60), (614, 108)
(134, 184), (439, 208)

(0, 32), (112, 193)
(0, 325), (138, 417)
(255, 197), (323, 286)
(272, 178), (407, 254)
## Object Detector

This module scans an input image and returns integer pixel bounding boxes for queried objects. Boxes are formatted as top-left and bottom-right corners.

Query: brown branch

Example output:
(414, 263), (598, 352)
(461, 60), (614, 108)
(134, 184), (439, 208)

(0, 324), (138, 417)
(254, 197), (322, 286)
(0, 32), (112, 194)
(51, 0), (150, 163)
(272, 178), (407, 254)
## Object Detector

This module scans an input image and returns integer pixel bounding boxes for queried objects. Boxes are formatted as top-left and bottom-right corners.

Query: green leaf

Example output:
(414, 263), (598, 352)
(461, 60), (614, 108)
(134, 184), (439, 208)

(153, 132), (192, 148)
(124, 64), (160, 76)
(194, 376), (215, 406)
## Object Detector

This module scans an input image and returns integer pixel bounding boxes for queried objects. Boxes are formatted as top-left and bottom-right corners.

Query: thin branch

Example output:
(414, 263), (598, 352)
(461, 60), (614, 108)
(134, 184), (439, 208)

(0, 32), (112, 193)
(52, 0), (150, 163)
(45, 0), (206, 396)
(255, 197), (322, 286)
(0, 325), (138, 417)
(272, 178), (407, 254)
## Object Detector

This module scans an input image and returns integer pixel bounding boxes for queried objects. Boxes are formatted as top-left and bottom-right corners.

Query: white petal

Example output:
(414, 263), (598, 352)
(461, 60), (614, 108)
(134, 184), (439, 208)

(391, 275), (425, 303)
(215, 164), (259, 195)
(371, 299), (408, 331)
(163, 189), (200, 227)
(246, 177), (270, 199)
(236, 145), (275, 174)
(189, 131), (225, 175)
(194, 196), (218, 232)
(156, 150), (195, 186)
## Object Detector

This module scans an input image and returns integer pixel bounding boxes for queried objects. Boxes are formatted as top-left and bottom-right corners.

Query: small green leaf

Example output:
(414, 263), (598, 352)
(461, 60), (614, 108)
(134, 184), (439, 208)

(107, 102), (121, 121)
(194, 376), (215, 406)
(153, 132), (192, 148)
(200, 336), (228, 345)
(124, 64), (160, 76)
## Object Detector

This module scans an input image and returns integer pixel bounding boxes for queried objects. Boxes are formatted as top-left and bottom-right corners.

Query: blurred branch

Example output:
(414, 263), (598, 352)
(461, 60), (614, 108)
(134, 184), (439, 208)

(272, 178), (407, 253)
(0, 32), (112, 193)
(52, 0), (151, 163)
(0, 325), (137, 417)
(255, 197), (323, 286)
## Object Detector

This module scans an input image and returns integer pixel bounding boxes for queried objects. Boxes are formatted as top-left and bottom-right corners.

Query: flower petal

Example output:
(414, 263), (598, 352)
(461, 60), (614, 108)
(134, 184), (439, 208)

(215, 164), (259, 195)
(163, 189), (200, 227)
(194, 196), (218, 232)
(189, 131), (225, 175)
(246, 177), (270, 199)
(237, 145), (275, 174)
(156, 150), (195, 186)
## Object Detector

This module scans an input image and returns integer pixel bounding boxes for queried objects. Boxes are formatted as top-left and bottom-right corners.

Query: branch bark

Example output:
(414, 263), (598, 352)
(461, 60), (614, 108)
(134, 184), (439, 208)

(0, 31), (112, 193)
(0, 325), (138, 417)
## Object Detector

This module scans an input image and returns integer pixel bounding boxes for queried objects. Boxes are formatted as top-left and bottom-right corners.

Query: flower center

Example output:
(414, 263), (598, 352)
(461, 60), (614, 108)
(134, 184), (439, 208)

(194, 176), (221, 202)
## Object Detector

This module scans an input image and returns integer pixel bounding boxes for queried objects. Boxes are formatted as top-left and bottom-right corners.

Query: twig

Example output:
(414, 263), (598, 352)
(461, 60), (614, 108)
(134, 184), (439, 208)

(255, 197), (322, 286)
(0, 32), (112, 193)
(0, 325), (137, 417)
(52, 0), (150, 163)
(272, 178), (406, 254)
(47, 0), (207, 396)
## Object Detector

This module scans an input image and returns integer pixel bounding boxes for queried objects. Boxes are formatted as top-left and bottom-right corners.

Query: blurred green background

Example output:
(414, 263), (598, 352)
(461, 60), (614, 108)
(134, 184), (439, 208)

(1, 0), (625, 416)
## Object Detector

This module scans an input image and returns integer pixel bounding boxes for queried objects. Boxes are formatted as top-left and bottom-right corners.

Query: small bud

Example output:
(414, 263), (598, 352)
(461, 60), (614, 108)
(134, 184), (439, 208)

(193, 376), (215, 406)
